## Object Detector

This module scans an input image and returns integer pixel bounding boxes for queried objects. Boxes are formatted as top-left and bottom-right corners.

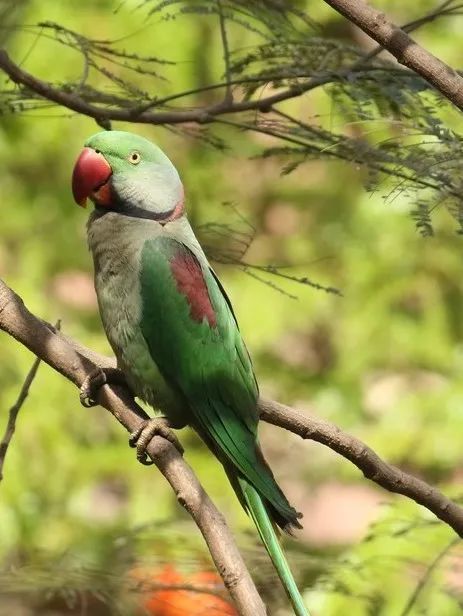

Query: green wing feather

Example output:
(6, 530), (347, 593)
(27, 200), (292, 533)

(139, 236), (298, 520)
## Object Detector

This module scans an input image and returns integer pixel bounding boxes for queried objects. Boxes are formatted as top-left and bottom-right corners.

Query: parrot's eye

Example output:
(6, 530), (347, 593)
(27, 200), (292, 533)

(129, 151), (141, 165)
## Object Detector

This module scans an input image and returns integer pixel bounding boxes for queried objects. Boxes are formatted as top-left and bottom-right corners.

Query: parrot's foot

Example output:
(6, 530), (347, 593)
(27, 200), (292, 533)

(79, 367), (130, 408)
(129, 417), (184, 465)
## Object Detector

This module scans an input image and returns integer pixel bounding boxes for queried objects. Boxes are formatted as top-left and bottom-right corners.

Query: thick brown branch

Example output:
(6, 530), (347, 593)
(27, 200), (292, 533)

(350, 0), (463, 66)
(2, 279), (463, 540)
(323, 0), (463, 111)
(0, 279), (265, 616)
(259, 399), (463, 537)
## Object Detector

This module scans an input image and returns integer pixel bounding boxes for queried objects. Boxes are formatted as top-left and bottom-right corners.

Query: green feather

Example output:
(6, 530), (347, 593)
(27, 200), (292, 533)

(238, 477), (309, 616)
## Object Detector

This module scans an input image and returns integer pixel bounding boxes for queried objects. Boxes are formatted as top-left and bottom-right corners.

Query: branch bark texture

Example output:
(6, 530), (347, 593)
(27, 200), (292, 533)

(260, 399), (463, 536)
(323, 0), (463, 111)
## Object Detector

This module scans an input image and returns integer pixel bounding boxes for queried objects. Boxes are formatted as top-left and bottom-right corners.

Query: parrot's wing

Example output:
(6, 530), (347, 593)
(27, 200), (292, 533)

(139, 236), (296, 521)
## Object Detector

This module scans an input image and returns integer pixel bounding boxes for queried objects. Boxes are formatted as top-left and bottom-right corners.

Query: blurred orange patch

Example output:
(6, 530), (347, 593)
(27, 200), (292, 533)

(131, 565), (238, 616)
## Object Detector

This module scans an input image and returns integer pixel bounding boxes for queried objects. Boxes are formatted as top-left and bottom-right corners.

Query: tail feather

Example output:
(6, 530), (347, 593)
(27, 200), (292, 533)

(254, 442), (303, 532)
(237, 476), (310, 616)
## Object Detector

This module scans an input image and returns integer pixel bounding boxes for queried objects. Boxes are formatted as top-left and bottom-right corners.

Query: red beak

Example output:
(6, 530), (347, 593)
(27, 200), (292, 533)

(72, 147), (112, 207)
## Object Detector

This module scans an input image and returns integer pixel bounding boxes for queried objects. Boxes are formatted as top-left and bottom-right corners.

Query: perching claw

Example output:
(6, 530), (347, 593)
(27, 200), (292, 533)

(129, 417), (184, 465)
(79, 367), (130, 407)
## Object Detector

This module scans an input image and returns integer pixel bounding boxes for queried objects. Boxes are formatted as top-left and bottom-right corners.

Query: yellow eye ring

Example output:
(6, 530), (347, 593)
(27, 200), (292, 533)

(129, 151), (141, 165)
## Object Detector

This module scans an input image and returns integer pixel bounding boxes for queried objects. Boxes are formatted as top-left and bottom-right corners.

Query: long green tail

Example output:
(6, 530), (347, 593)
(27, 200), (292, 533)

(238, 477), (310, 616)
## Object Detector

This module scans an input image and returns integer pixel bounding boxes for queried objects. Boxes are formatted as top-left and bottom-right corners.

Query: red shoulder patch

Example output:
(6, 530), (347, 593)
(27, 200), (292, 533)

(171, 251), (217, 327)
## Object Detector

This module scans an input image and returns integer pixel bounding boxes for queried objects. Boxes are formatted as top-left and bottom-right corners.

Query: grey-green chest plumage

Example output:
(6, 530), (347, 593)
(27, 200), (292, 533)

(87, 210), (188, 421)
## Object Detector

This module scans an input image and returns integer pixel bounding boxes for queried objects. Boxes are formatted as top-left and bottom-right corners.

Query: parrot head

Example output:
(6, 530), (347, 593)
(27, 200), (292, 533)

(72, 130), (184, 221)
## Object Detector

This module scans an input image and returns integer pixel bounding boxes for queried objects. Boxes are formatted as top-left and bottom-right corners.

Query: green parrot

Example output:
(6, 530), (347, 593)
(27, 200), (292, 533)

(71, 130), (308, 616)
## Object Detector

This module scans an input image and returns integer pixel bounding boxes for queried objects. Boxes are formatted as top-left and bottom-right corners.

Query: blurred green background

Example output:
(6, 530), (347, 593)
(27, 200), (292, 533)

(1, 1), (463, 614)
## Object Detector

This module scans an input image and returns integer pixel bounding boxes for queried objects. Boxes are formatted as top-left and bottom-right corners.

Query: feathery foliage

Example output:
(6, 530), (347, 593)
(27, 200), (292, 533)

(2, 1), (463, 235)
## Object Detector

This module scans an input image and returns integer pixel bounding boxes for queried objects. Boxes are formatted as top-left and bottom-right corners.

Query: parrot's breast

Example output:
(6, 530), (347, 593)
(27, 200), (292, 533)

(87, 212), (186, 420)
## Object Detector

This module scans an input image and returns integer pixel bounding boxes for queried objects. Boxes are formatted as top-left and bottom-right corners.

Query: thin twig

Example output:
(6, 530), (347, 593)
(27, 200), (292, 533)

(215, 115), (449, 198)
(0, 356), (41, 482)
(217, 0), (233, 104)
(398, 536), (460, 616)
(0, 319), (60, 482)
(131, 64), (408, 115)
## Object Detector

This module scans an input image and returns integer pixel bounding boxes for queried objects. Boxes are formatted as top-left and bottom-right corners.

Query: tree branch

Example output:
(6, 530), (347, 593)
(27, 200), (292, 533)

(0, 48), (337, 124)
(0, 49), (415, 127)
(2, 278), (463, 542)
(322, 0), (463, 111)
(0, 279), (266, 616)
(350, 0), (463, 66)
(259, 399), (463, 537)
